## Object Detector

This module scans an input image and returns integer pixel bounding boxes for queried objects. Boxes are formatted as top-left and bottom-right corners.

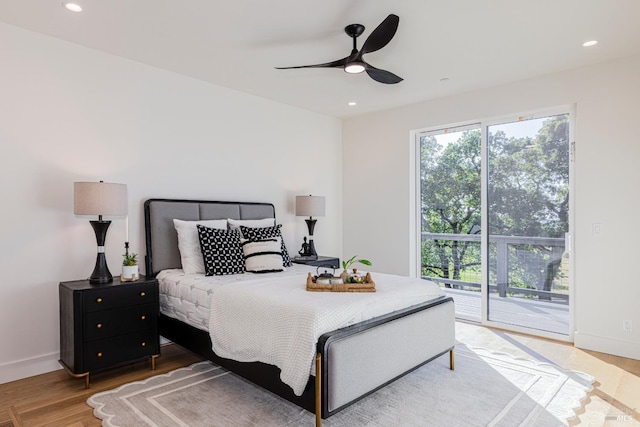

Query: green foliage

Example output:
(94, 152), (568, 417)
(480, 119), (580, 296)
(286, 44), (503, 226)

(487, 116), (569, 238)
(341, 255), (372, 271)
(421, 130), (481, 236)
(122, 253), (138, 266)
(420, 115), (570, 293)
(420, 130), (482, 283)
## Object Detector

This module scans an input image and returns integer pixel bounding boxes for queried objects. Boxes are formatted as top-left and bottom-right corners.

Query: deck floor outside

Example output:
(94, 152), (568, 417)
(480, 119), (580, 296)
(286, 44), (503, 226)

(443, 287), (569, 335)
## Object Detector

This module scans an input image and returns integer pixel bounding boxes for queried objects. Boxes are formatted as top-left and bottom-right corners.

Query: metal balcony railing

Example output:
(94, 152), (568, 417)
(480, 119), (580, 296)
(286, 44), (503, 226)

(421, 232), (568, 304)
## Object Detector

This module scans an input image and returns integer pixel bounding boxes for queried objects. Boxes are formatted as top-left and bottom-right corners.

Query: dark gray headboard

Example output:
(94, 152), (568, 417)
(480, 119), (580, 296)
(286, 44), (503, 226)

(144, 199), (276, 276)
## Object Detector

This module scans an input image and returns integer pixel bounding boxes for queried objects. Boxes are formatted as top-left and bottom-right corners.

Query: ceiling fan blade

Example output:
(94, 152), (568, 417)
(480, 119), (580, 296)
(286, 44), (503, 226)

(365, 64), (403, 84)
(275, 56), (349, 70)
(361, 14), (399, 55)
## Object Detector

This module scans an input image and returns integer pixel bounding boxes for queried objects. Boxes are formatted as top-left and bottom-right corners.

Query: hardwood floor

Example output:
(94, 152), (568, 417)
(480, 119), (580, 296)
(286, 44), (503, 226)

(0, 344), (203, 427)
(1, 323), (638, 426)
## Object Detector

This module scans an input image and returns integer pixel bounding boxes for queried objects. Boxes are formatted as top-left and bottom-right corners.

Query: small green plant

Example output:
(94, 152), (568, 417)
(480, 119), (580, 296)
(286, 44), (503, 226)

(341, 255), (372, 272)
(122, 253), (138, 266)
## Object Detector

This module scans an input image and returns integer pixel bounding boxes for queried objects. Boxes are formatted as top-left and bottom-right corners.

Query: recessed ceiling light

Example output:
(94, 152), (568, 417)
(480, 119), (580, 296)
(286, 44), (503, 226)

(63, 3), (82, 12)
(348, 102), (357, 107)
(582, 40), (598, 47)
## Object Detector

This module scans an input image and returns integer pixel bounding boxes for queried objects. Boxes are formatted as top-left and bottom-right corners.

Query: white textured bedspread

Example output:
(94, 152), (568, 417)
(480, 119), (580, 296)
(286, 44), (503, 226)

(158, 265), (445, 396)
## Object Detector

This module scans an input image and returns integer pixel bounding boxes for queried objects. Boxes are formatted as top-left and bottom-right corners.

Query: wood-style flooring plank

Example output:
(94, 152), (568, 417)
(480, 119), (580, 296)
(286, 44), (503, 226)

(0, 344), (202, 427)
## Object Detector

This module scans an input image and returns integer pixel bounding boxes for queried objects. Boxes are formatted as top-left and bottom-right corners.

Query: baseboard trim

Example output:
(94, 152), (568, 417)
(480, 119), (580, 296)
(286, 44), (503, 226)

(574, 332), (640, 360)
(0, 352), (61, 385)
(1, 339), (173, 385)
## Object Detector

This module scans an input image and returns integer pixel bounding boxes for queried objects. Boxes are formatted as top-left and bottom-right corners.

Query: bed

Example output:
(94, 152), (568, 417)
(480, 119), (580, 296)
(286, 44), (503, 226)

(144, 198), (455, 426)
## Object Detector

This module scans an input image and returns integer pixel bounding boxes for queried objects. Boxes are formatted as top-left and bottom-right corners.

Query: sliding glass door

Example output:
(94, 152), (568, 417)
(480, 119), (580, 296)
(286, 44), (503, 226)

(417, 108), (573, 339)
(486, 114), (571, 335)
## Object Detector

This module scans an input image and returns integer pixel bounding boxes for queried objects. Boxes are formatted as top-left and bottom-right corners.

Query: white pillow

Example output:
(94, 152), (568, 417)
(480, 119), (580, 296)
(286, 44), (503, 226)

(228, 217), (275, 234)
(173, 219), (227, 274)
(241, 237), (284, 273)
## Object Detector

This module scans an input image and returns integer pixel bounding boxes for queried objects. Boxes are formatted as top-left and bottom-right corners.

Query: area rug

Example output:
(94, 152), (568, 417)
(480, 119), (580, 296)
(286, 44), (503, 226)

(87, 345), (594, 427)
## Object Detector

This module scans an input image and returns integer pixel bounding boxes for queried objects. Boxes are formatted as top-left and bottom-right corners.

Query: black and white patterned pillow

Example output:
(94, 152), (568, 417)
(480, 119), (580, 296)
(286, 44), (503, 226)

(242, 237), (283, 273)
(197, 225), (245, 276)
(240, 224), (292, 267)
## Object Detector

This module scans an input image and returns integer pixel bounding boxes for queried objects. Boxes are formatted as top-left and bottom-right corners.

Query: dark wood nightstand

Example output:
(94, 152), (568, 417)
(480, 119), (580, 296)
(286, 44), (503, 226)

(292, 256), (340, 269)
(59, 276), (160, 388)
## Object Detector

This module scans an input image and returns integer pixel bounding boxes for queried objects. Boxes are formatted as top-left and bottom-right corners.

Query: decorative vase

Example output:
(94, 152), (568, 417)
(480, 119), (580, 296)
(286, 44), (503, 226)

(122, 265), (139, 280)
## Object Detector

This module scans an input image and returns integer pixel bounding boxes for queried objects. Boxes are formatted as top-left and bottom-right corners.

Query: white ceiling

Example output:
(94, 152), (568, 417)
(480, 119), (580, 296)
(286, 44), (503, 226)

(2, 1), (640, 118)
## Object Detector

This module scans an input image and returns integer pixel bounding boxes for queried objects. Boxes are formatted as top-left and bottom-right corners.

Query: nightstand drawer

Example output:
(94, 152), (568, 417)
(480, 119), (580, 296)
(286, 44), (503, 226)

(84, 330), (159, 372)
(84, 303), (157, 342)
(83, 282), (157, 312)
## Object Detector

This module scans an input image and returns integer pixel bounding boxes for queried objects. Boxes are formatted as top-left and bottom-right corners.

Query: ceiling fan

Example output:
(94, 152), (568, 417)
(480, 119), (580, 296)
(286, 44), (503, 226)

(276, 14), (403, 84)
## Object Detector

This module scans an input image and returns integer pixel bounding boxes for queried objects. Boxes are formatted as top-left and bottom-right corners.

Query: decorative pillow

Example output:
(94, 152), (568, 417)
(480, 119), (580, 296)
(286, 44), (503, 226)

(173, 219), (228, 274)
(240, 224), (292, 267)
(228, 218), (276, 236)
(197, 225), (245, 276)
(241, 237), (284, 273)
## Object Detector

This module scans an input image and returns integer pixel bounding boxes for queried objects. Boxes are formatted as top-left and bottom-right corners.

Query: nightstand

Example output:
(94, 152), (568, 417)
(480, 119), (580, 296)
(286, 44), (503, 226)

(292, 256), (340, 269)
(59, 276), (160, 388)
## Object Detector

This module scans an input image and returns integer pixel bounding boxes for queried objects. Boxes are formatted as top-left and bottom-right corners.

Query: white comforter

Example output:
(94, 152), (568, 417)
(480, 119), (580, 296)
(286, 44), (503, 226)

(158, 265), (445, 396)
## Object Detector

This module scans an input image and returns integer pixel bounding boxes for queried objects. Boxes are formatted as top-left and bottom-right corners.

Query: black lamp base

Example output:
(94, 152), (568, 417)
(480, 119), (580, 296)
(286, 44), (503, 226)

(89, 252), (113, 284)
(89, 220), (113, 285)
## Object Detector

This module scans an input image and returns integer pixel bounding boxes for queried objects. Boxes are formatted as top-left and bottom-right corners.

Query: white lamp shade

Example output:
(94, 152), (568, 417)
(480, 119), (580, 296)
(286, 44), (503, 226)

(295, 195), (325, 217)
(74, 182), (127, 216)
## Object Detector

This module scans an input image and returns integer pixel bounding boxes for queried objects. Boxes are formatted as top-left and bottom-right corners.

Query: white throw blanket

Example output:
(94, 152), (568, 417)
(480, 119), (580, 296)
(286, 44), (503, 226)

(206, 269), (445, 396)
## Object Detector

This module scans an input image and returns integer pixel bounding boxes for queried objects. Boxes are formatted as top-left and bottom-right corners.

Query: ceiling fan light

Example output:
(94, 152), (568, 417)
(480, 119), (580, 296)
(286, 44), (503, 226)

(344, 62), (365, 74)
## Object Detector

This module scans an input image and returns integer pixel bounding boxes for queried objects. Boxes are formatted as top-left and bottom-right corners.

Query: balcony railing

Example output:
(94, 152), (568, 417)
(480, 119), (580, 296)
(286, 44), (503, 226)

(421, 232), (568, 304)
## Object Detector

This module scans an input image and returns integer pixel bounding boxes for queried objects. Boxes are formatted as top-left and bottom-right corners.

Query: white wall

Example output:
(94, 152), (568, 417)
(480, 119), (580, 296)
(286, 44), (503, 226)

(0, 23), (342, 384)
(343, 55), (640, 360)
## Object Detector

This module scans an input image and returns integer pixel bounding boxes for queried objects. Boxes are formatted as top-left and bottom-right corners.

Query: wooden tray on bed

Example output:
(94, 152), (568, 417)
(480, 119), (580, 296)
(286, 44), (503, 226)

(306, 271), (376, 292)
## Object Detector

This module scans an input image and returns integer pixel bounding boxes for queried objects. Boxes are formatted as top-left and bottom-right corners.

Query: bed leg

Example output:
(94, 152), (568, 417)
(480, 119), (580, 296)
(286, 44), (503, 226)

(449, 349), (455, 370)
(315, 353), (322, 427)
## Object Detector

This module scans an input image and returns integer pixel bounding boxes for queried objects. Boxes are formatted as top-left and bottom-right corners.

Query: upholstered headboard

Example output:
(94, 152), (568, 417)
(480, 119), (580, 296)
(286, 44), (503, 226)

(144, 199), (276, 277)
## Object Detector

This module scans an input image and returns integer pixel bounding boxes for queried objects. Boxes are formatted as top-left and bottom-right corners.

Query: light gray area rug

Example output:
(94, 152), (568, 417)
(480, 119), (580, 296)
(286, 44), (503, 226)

(87, 345), (594, 427)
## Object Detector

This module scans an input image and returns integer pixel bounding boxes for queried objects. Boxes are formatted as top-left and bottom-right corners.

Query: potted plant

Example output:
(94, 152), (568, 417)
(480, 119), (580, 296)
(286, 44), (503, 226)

(122, 252), (139, 281)
(341, 255), (372, 283)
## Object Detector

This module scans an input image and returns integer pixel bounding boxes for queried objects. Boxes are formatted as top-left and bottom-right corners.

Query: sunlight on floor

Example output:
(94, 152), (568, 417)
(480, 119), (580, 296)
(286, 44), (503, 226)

(454, 321), (640, 426)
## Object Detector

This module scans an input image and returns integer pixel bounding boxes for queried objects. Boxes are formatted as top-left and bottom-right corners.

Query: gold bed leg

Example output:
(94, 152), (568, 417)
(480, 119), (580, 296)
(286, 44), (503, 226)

(450, 349), (455, 370)
(315, 353), (322, 427)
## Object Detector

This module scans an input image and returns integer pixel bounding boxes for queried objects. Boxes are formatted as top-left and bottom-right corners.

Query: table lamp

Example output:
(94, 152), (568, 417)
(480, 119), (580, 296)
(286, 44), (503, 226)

(74, 181), (127, 284)
(295, 195), (325, 258)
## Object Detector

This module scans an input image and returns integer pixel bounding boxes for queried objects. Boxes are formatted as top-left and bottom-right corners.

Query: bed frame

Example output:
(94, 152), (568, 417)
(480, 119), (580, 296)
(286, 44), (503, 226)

(144, 198), (455, 426)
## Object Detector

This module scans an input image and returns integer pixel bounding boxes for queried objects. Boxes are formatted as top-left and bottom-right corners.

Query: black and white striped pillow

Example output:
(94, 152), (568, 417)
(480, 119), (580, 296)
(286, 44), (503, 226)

(240, 224), (292, 267)
(242, 238), (284, 273)
(197, 225), (245, 276)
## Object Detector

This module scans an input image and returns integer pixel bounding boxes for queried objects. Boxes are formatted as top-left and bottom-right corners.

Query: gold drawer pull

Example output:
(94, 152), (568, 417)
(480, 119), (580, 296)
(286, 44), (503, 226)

(96, 297), (103, 303)
(97, 352), (103, 357)
(140, 292), (146, 297)
(141, 342), (146, 347)
(96, 323), (102, 329)
(140, 315), (146, 320)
